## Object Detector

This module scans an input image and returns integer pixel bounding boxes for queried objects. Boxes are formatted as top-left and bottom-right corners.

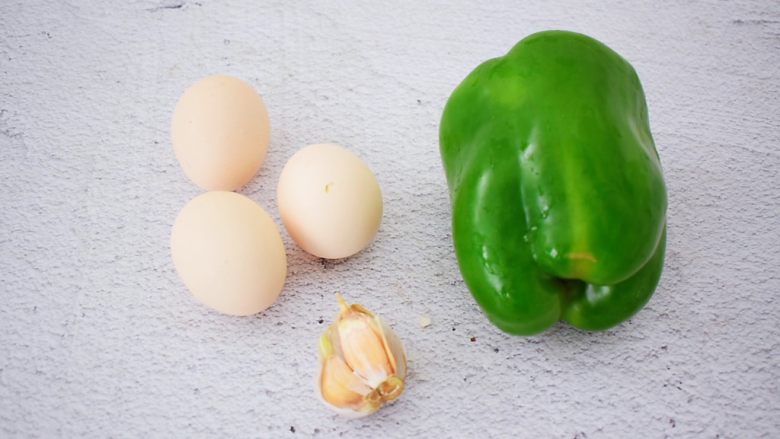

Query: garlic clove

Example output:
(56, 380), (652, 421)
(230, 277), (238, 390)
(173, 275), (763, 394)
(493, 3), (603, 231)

(338, 312), (394, 388)
(377, 316), (407, 381)
(320, 353), (373, 409)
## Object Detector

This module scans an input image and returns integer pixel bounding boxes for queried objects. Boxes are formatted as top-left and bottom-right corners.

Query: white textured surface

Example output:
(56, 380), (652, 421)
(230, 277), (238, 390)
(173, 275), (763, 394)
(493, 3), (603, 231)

(1, 1), (779, 437)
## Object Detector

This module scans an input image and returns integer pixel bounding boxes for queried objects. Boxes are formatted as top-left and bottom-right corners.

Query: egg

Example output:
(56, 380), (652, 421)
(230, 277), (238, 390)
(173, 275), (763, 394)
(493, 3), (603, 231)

(171, 75), (270, 191)
(277, 143), (383, 259)
(170, 191), (287, 316)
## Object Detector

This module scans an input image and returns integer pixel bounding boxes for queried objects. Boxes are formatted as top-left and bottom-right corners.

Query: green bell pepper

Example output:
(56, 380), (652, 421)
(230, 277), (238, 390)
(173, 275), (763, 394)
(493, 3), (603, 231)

(439, 31), (667, 335)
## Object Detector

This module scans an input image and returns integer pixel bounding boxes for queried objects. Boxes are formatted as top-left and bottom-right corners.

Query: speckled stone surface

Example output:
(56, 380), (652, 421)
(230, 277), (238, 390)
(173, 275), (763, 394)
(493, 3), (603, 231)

(1, 1), (779, 437)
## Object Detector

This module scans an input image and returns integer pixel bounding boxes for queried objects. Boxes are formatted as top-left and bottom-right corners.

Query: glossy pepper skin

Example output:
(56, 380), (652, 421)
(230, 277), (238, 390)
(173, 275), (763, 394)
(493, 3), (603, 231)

(440, 31), (667, 335)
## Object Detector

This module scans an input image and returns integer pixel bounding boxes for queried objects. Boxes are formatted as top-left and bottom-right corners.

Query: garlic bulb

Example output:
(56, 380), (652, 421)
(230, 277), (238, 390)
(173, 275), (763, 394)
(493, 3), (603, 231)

(317, 294), (407, 417)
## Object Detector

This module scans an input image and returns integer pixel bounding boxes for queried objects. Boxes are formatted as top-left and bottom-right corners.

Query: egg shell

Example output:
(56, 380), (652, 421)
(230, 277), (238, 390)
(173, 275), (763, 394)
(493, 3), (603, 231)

(171, 75), (270, 191)
(277, 143), (383, 259)
(170, 191), (287, 316)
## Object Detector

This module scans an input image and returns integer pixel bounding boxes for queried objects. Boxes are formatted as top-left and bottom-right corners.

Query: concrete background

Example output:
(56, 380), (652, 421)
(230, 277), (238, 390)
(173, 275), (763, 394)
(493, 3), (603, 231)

(1, 1), (779, 437)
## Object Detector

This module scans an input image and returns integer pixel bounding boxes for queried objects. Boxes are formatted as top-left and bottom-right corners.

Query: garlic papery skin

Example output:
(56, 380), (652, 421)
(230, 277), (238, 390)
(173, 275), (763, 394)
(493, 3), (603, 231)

(317, 294), (407, 417)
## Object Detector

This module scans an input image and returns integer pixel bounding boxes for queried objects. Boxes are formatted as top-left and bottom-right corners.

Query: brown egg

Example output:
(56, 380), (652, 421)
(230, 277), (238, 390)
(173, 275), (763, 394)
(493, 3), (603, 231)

(171, 75), (270, 191)
(277, 144), (383, 259)
(170, 191), (287, 316)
